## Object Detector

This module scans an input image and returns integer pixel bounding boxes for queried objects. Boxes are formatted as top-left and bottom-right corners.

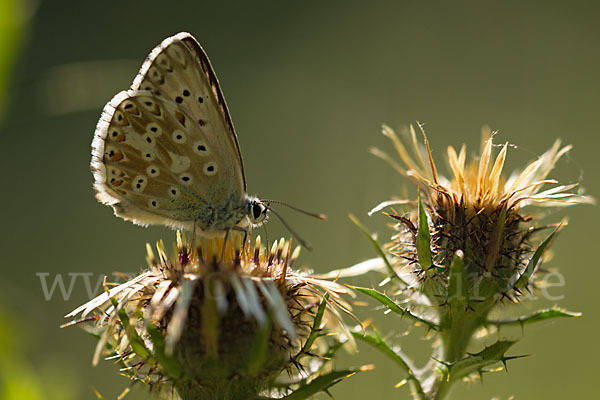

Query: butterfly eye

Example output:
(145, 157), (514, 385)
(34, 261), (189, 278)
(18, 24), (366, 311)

(253, 203), (263, 220)
(250, 202), (267, 224)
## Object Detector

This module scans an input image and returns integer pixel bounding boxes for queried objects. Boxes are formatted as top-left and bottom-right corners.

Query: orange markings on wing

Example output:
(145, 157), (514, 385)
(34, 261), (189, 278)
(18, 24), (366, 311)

(174, 110), (186, 127)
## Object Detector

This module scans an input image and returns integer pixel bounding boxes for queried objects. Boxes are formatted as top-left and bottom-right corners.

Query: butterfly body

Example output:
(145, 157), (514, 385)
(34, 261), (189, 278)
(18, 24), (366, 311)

(92, 33), (268, 236)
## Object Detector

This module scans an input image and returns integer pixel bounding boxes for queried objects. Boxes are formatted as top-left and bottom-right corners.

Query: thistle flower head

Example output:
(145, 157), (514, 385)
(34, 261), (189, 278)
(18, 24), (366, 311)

(64, 233), (354, 400)
(372, 124), (592, 305)
(336, 123), (591, 399)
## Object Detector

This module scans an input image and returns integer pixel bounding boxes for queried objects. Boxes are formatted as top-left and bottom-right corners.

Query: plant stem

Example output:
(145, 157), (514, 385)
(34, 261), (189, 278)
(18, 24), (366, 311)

(430, 301), (493, 400)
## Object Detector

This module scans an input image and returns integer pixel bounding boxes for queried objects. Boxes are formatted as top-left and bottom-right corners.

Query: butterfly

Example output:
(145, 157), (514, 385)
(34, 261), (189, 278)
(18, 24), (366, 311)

(91, 32), (322, 245)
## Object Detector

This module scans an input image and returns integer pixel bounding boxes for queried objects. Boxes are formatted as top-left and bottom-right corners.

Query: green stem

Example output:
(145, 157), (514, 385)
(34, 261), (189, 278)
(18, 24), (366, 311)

(432, 301), (494, 400)
(441, 318), (478, 364)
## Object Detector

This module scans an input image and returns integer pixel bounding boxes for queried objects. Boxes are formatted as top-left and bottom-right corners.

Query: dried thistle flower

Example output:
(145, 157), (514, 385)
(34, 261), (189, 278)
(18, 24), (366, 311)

(64, 233), (362, 400)
(347, 124), (593, 399)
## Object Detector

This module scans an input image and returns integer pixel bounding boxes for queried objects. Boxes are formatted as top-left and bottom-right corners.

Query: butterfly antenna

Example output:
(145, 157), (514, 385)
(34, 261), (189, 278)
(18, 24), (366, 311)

(260, 199), (327, 221)
(264, 205), (313, 251)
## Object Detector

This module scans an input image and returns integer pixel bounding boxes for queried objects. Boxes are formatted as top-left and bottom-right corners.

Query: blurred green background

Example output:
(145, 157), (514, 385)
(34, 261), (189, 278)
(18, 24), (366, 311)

(1, 1), (598, 398)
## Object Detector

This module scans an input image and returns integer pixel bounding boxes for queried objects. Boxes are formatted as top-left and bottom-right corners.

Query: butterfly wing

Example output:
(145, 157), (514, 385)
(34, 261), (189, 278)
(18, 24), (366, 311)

(92, 33), (247, 233)
(132, 32), (246, 191)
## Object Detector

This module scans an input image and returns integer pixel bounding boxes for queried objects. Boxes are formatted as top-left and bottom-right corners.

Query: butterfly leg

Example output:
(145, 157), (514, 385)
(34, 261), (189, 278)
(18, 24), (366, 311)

(219, 229), (231, 263)
(191, 220), (197, 244)
(231, 226), (248, 254)
(189, 220), (197, 260)
(262, 224), (269, 256)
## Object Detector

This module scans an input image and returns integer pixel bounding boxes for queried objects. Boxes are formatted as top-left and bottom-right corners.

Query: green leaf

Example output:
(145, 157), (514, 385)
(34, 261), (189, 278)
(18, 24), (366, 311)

(416, 192), (432, 271)
(282, 369), (363, 400)
(270, 341), (347, 390)
(301, 293), (329, 355)
(349, 214), (407, 285)
(107, 290), (153, 362)
(483, 206), (507, 272)
(353, 286), (438, 330)
(487, 308), (581, 327)
(352, 330), (426, 400)
(447, 340), (517, 381)
(144, 318), (182, 378)
(515, 225), (562, 289)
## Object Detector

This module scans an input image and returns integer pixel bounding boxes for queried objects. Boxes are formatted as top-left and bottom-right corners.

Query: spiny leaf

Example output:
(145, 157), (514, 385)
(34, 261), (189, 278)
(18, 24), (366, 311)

(282, 369), (365, 400)
(487, 308), (581, 327)
(484, 206), (507, 272)
(515, 225), (562, 289)
(349, 214), (406, 285)
(352, 286), (438, 330)
(301, 293), (329, 355)
(416, 192), (432, 271)
(351, 330), (426, 400)
(446, 340), (517, 381)
(144, 316), (182, 378)
(107, 290), (153, 362)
